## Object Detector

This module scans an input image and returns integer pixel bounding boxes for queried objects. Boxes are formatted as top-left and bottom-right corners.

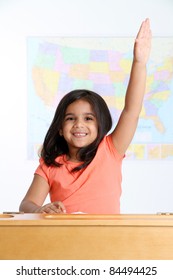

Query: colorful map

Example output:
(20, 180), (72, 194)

(27, 37), (173, 160)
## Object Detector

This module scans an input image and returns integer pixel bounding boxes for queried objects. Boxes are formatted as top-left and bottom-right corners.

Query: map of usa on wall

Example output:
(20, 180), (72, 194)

(27, 37), (173, 160)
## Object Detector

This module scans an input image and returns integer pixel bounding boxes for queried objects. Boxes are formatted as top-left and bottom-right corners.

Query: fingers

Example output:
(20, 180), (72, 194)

(133, 19), (152, 64)
(53, 201), (66, 213)
(39, 201), (66, 214)
(143, 18), (152, 41)
(136, 18), (151, 41)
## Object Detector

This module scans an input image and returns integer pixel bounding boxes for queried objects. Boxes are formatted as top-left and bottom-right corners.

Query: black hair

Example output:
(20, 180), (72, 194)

(41, 89), (112, 171)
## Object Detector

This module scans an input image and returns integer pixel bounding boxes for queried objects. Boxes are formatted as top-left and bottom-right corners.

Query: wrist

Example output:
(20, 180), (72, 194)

(133, 59), (147, 67)
(32, 205), (42, 213)
(132, 58), (148, 68)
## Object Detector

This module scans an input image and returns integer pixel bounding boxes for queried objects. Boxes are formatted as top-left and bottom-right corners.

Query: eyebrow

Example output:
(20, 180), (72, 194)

(64, 112), (96, 117)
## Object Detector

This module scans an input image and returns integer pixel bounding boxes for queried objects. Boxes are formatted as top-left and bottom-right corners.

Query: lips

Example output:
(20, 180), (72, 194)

(72, 132), (87, 137)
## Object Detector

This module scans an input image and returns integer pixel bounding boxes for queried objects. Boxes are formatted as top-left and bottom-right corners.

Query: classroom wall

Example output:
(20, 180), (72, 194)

(0, 0), (172, 214)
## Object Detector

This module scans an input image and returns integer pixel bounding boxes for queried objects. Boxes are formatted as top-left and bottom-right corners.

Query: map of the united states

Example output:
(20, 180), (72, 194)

(27, 37), (173, 160)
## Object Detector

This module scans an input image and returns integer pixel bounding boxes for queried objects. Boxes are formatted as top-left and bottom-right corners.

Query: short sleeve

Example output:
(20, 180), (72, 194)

(34, 158), (50, 182)
(105, 135), (125, 160)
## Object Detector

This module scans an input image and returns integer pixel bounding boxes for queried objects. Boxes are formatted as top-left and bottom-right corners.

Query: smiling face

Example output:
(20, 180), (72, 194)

(60, 99), (98, 161)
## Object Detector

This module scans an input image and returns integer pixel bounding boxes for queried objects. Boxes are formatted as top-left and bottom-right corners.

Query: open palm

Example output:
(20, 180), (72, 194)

(134, 18), (152, 64)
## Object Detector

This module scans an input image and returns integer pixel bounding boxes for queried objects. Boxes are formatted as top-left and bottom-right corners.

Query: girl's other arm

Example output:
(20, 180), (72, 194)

(111, 18), (152, 155)
(19, 174), (66, 213)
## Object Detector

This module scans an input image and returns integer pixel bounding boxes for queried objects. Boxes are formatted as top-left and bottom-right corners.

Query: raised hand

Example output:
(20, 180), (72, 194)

(134, 18), (152, 65)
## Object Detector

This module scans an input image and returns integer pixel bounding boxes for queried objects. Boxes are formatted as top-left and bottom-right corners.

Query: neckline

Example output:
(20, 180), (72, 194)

(63, 154), (83, 165)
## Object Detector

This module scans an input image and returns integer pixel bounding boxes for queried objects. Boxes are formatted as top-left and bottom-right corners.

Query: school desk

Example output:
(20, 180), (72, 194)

(0, 213), (173, 259)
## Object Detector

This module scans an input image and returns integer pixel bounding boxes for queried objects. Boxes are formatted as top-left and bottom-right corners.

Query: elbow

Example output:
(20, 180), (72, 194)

(19, 200), (25, 212)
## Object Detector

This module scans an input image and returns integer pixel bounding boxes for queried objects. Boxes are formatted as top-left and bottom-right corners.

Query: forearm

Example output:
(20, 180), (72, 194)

(19, 200), (41, 213)
(124, 60), (147, 117)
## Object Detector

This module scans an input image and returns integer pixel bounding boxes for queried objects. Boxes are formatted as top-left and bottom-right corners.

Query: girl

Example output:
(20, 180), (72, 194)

(19, 18), (151, 214)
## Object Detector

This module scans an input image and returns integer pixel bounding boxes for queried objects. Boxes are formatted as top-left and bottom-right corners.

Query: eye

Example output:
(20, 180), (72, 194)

(85, 117), (93, 121)
(64, 117), (73, 122)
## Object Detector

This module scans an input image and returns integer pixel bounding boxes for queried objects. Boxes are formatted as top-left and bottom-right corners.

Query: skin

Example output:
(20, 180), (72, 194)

(19, 18), (152, 214)
(59, 99), (98, 162)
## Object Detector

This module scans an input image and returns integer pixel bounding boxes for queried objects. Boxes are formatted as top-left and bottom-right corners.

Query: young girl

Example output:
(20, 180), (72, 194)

(20, 18), (152, 214)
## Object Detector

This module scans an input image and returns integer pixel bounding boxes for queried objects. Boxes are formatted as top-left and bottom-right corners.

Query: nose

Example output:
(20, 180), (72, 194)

(73, 118), (84, 128)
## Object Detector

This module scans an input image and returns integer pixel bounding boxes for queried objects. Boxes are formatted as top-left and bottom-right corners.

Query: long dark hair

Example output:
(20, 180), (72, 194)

(41, 89), (112, 171)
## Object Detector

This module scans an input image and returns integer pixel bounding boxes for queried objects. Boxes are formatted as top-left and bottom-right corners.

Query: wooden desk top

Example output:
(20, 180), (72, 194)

(0, 213), (173, 226)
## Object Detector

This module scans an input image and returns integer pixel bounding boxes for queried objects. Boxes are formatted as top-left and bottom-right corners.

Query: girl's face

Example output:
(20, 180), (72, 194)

(60, 99), (98, 160)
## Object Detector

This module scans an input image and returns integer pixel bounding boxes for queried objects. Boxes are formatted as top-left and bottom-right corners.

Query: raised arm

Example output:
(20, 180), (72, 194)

(111, 18), (152, 155)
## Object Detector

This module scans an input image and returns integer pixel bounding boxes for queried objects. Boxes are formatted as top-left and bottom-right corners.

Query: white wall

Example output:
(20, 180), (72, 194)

(0, 0), (173, 213)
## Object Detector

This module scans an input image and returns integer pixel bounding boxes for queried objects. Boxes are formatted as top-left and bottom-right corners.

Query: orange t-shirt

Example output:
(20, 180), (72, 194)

(35, 135), (124, 214)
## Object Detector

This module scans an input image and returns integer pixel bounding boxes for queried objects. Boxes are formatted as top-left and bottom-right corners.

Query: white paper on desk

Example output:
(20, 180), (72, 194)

(71, 212), (87, 214)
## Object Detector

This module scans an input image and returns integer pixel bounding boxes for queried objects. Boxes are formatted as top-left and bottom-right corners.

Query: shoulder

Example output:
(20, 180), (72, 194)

(98, 135), (125, 160)
(35, 155), (64, 174)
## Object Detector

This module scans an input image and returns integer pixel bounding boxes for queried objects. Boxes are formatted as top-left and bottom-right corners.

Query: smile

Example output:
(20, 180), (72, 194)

(72, 132), (87, 137)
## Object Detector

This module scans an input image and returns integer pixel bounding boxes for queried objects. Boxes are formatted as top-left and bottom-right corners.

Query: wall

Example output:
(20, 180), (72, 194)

(0, 0), (173, 213)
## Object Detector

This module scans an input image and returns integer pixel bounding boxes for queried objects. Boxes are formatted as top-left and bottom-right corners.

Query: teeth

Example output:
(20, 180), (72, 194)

(73, 133), (86, 136)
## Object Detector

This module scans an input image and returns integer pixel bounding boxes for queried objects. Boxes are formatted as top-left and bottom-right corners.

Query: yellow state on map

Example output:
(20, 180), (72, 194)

(148, 145), (161, 159)
(161, 145), (173, 158)
(109, 71), (126, 83)
(146, 75), (154, 92)
(126, 144), (145, 159)
(32, 67), (60, 105)
(103, 96), (124, 111)
(119, 59), (131, 74)
(89, 62), (109, 73)
(152, 90), (170, 100)
(69, 64), (90, 79)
